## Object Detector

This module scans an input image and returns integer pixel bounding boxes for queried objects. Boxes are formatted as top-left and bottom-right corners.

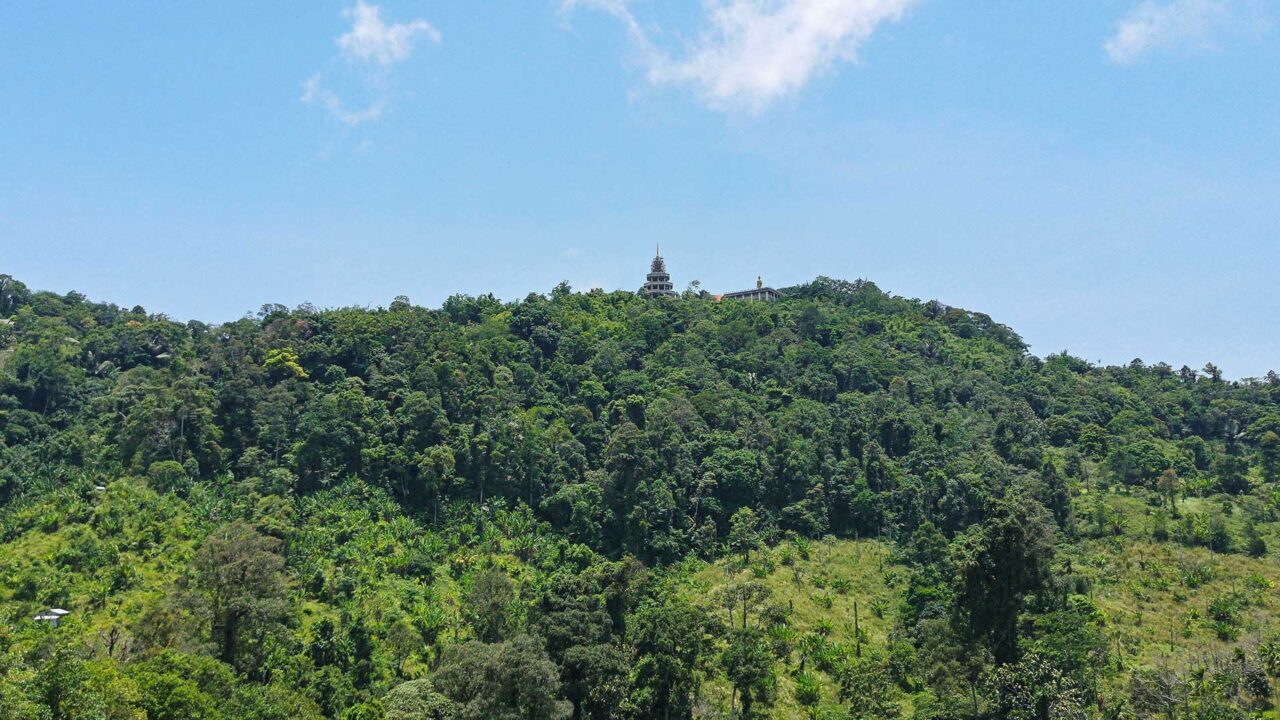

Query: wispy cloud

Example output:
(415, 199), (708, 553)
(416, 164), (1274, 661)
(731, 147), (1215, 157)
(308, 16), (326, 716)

(1104, 0), (1230, 64)
(300, 74), (387, 126)
(563, 0), (915, 114)
(338, 1), (441, 66)
(302, 2), (439, 127)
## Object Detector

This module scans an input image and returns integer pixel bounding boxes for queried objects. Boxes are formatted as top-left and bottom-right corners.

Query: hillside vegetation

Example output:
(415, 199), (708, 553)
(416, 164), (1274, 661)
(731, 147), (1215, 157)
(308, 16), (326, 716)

(2, 272), (1280, 719)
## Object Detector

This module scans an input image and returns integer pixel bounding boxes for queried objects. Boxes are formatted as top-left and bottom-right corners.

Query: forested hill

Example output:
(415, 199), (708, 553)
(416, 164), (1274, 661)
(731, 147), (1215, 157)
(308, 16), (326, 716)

(3, 272), (1280, 719)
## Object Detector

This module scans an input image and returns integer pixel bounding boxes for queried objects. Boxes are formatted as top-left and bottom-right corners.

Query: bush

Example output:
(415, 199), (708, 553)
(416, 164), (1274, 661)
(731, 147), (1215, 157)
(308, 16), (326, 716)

(793, 671), (821, 709)
(1180, 560), (1214, 589)
(146, 461), (189, 495)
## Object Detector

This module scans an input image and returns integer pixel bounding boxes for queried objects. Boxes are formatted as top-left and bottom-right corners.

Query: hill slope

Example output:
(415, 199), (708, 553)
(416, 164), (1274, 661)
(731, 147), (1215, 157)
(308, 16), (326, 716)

(2, 273), (1279, 719)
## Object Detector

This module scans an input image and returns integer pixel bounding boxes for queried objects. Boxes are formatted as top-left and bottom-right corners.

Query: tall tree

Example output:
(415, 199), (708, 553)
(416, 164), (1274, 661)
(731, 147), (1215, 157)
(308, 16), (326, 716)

(383, 679), (454, 720)
(532, 571), (627, 720)
(951, 494), (1056, 665)
(626, 597), (712, 720)
(432, 635), (571, 720)
(721, 627), (775, 719)
(190, 522), (287, 671)
(465, 567), (517, 644)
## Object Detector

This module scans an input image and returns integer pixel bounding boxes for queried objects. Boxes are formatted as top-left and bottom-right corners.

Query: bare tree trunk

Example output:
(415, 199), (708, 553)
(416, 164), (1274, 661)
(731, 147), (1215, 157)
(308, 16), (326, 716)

(854, 599), (861, 658)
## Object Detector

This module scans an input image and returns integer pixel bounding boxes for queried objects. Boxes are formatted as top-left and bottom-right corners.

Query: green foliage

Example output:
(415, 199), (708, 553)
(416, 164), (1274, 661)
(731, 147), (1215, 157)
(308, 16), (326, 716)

(986, 652), (1088, 720)
(721, 627), (776, 718)
(464, 567), (517, 643)
(432, 635), (570, 720)
(951, 494), (1056, 664)
(1244, 521), (1268, 558)
(626, 594), (712, 720)
(2, 275), (1280, 718)
(147, 460), (189, 495)
(263, 347), (309, 380)
(833, 654), (900, 719)
(191, 521), (288, 672)
(793, 670), (821, 711)
(383, 678), (453, 720)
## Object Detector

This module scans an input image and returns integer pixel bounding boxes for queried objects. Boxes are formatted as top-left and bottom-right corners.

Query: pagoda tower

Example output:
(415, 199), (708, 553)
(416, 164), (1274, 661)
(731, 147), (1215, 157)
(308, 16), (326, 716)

(640, 246), (677, 298)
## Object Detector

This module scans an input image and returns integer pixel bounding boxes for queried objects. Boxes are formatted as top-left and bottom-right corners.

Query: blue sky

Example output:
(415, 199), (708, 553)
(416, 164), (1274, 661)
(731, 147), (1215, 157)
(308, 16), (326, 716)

(1, 1), (1277, 377)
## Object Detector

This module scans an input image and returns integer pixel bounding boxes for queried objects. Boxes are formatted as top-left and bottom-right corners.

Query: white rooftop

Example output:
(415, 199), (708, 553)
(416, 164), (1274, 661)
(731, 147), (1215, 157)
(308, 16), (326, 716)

(34, 608), (71, 621)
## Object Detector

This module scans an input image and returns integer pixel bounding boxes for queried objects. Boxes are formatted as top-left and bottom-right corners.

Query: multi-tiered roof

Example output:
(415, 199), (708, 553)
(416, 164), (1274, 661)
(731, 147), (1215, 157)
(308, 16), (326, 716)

(640, 246), (677, 298)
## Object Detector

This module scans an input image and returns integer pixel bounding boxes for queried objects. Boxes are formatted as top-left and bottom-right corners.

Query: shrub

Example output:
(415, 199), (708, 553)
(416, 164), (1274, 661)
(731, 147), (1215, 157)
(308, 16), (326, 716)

(793, 671), (821, 709)
(1180, 560), (1214, 589)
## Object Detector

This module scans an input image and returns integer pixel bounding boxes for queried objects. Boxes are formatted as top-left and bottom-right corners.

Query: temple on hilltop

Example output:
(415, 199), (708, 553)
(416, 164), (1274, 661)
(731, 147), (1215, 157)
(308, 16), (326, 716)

(638, 249), (778, 302)
(640, 246), (677, 298)
(719, 276), (779, 302)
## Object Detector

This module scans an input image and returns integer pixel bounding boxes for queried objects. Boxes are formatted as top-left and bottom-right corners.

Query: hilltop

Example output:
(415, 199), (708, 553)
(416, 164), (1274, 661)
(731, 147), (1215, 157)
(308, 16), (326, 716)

(2, 272), (1279, 719)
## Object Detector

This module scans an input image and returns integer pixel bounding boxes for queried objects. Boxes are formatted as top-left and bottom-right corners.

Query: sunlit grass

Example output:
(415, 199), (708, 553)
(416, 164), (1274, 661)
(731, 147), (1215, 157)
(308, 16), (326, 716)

(682, 538), (903, 718)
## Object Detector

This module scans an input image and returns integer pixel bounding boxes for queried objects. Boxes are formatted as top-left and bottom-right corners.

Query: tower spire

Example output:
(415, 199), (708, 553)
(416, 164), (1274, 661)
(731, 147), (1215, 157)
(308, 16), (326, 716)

(641, 247), (676, 298)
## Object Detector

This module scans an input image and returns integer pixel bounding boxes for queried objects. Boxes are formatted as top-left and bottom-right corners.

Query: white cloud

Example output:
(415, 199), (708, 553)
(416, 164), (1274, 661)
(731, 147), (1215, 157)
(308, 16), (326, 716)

(300, 74), (386, 126)
(563, 0), (915, 113)
(303, 3), (439, 129)
(338, 1), (441, 66)
(1105, 0), (1229, 64)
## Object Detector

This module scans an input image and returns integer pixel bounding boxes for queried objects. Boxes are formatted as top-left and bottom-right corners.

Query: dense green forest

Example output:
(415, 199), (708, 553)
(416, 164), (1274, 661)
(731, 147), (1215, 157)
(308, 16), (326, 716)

(3, 272), (1280, 719)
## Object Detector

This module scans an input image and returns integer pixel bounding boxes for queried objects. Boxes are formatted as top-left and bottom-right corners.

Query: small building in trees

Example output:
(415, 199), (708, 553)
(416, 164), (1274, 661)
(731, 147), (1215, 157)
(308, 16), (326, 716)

(33, 608), (70, 627)
(719, 276), (779, 302)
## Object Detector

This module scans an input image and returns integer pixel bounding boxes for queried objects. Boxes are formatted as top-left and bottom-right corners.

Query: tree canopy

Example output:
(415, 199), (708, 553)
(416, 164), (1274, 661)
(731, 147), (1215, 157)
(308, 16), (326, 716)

(2, 273), (1279, 718)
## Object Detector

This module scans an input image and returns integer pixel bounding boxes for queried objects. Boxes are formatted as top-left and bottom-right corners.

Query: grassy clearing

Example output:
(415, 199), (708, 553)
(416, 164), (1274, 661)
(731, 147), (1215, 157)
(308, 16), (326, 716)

(680, 538), (902, 718)
(1070, 489), (1280, 673)
(0, 481), (197, 622)
(1077, 536), (1279, 663)
(675, 493), (1280, 720)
